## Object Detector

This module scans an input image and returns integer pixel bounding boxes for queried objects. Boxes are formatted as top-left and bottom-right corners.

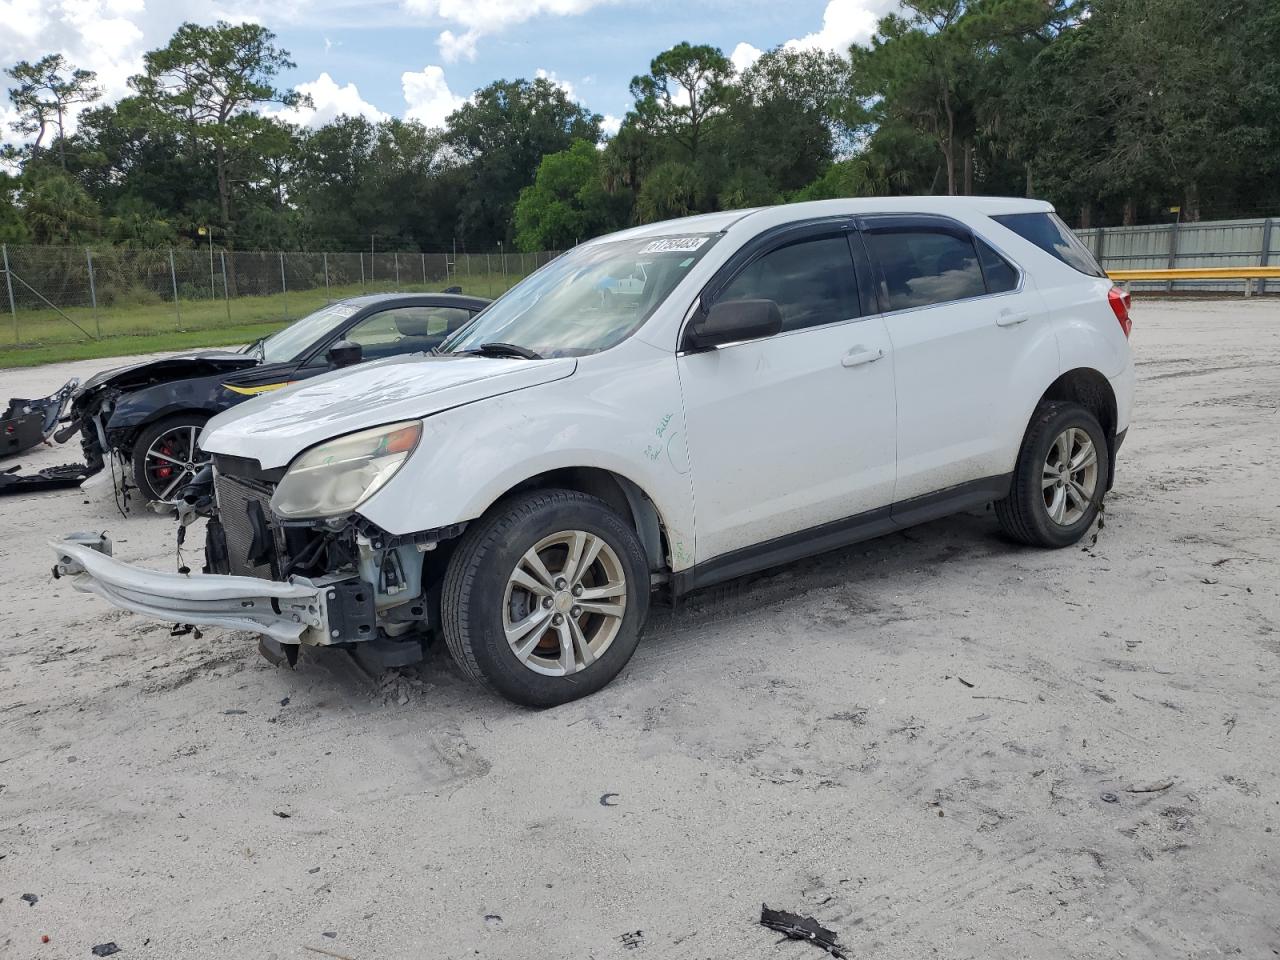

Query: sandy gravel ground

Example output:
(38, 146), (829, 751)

(1, 301), (1277, 960)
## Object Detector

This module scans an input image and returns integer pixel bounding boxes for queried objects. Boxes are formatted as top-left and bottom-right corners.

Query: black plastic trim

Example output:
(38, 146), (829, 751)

(671, 473), (1013, 596)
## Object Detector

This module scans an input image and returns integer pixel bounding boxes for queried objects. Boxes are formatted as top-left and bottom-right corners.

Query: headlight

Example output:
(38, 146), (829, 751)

(270, 421), (421, 519)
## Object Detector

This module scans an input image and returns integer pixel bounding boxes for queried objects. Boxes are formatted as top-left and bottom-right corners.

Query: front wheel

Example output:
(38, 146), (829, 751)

(995, 401), (1110, 548)
(441, 489), (650, 707)
(131, 413), (211, 503)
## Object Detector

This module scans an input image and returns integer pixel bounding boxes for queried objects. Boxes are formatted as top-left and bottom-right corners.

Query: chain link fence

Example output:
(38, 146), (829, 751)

(0, 245), (562, 352)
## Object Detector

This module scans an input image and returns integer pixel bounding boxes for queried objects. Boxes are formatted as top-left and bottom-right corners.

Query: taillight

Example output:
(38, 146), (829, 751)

(1108, 286), (1132, 338)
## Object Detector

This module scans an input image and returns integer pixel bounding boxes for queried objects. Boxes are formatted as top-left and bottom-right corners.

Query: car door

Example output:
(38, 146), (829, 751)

(677, 224), (897, 563)
(859, 215), (1057, 505)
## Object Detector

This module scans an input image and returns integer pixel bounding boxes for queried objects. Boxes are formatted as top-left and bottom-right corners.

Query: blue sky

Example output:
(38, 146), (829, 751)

(1, 0), (898, 137)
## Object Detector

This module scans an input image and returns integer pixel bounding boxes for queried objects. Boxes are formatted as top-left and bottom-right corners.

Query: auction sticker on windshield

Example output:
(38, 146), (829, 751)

(641, 237), (709, 254)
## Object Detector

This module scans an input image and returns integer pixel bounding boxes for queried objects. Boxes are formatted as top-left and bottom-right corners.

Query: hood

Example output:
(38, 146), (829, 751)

(75, 350), (257, 398)
(201, 353), (577, 468)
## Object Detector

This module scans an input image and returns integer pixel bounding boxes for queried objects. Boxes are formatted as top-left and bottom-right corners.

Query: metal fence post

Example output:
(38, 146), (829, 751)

(486, 252), (492, 297)
(323, 252), (330, 299)
(360, 252), (366, 290)
(1096, 227), (1108, 273)
(1261, 219), (1274, 296)
(279, 252), (288, 320)
(2, 243), (16, 343)
(221, 251), (231, 322)
(86, 247), (100, 338)
(394, 251), (400, 290)
(421, 252), (427, 287)
(169, 248), (182, 326)
(1166, 221), (1180, 293)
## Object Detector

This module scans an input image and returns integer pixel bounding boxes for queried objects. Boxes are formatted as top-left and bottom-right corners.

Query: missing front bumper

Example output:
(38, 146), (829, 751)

(50, 534), (374, 645)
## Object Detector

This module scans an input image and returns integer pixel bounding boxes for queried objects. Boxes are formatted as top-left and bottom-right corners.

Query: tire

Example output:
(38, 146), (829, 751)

(441, 489), (650, 707)
(130, 412), (211, 503)
(995, 401), (1110, 548)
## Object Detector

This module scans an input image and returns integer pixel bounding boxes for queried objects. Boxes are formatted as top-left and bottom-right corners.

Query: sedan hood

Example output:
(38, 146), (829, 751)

(74, 350), (256, 398)
(201, 354), (577, 468)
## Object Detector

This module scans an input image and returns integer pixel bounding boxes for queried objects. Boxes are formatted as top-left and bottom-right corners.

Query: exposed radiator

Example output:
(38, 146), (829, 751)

(213, 472), (279, 579)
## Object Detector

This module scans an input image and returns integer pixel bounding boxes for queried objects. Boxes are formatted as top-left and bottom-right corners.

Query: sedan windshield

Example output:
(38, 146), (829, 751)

(257, 303), (360, 364)
(442, 234), (719, 358)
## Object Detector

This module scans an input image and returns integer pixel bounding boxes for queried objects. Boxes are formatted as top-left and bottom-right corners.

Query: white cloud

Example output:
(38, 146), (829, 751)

(534, 68), (575, 101)
(269, 72), (388, 128)
(600, 113), (621, 137)
(0, 0), (265, 143)
(403, 0), (610, 61)
(437, 28), (478, 62)
(730, 42), (764, 74)
(402, 65), (465, 128)
(782, 0), (891, 54)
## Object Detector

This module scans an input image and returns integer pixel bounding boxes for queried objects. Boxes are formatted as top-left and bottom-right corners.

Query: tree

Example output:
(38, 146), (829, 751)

(514, 140), (627, 250)
(445, 77), (601, 247)
(853, 0), (1079, 195)
(0, 170), (29, 243)
(21, 170), (99, 244)
(725, 47), (856, 195)
(634, 161), (707, 223)
(629, 43), (734, 161)
(128, 21), (306, 244)
(5, 54), (102, 168)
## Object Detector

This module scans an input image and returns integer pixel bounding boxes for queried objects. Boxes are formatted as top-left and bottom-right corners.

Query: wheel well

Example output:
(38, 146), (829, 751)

(497, 467), (669, 573)
(1039, 368), (1117, 442)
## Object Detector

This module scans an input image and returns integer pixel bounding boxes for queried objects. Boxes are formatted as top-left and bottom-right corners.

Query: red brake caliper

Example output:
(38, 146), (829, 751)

(155, 442), (173, 480)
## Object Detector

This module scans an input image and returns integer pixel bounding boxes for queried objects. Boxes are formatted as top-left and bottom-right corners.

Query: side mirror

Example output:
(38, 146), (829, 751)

(442, 285), (462, 294)
(327, 340), (363, 369)
(686, 299), (782, 351)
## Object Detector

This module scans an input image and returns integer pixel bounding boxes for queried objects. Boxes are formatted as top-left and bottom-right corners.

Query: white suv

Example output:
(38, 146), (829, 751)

(53, 197), (1135, 707)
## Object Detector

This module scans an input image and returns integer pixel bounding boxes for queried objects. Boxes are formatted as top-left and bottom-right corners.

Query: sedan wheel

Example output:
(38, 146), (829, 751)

(131, 414), (211, 503)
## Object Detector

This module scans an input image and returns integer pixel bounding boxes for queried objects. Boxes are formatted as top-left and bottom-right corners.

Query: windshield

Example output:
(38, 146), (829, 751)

(258, 303), (361, 363)
(442, 234), (720, 358)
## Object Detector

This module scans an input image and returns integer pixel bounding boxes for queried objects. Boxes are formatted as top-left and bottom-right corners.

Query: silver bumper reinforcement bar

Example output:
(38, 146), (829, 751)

(51, 533), (342, 645)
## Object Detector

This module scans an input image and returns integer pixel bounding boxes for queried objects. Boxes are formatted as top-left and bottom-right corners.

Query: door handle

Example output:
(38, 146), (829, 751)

(996, 310), (1029, 327)
(841, 347), (884, 368)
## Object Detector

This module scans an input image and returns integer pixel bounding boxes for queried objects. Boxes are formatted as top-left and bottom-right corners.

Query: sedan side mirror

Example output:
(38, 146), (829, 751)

(327, 340), (363, 369)
(685, 299), (783, 351)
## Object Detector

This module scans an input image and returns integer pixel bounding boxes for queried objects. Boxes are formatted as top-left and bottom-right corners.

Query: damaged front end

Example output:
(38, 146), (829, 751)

(52, 453), (461, 670)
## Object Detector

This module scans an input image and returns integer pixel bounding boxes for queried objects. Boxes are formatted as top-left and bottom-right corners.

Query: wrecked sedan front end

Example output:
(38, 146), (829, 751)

(58, 351), (259, 473)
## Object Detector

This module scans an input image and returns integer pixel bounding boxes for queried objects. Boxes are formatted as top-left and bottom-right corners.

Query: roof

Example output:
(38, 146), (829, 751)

(588, 196), (1054, 246)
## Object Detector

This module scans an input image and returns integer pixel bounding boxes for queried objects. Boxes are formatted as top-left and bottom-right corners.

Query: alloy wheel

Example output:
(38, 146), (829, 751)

(144, 425), (210, 502)
(1041, 426), (1099, 526)
(502, 529), (627, 677)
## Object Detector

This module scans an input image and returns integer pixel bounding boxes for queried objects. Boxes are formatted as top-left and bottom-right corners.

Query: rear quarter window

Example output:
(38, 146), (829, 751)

(992, 212), (1105, 278)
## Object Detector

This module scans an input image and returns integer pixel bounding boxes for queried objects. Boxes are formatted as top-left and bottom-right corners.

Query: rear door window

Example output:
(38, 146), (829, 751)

(991, 212), (1105, 277)
(865, 229), (986, 311)
(717, 235), (862, 333)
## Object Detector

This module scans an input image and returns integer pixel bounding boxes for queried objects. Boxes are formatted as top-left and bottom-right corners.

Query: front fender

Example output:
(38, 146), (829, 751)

(356, 347), (698, 569)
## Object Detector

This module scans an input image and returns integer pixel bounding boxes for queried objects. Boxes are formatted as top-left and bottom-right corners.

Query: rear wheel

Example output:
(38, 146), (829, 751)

(131, 413), (211, 503)
(441, 489), (649, 707)
(995, 401), (1110, 548)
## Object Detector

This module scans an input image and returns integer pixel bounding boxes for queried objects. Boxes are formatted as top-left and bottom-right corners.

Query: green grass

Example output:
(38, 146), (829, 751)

(0, 273), (526, 369)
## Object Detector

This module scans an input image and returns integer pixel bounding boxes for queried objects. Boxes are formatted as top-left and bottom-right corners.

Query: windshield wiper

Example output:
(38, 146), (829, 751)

(466, 342), (544, 360)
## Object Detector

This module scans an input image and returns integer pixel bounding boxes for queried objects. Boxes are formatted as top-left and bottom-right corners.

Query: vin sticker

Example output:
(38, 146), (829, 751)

(641, 236), (709, 254)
